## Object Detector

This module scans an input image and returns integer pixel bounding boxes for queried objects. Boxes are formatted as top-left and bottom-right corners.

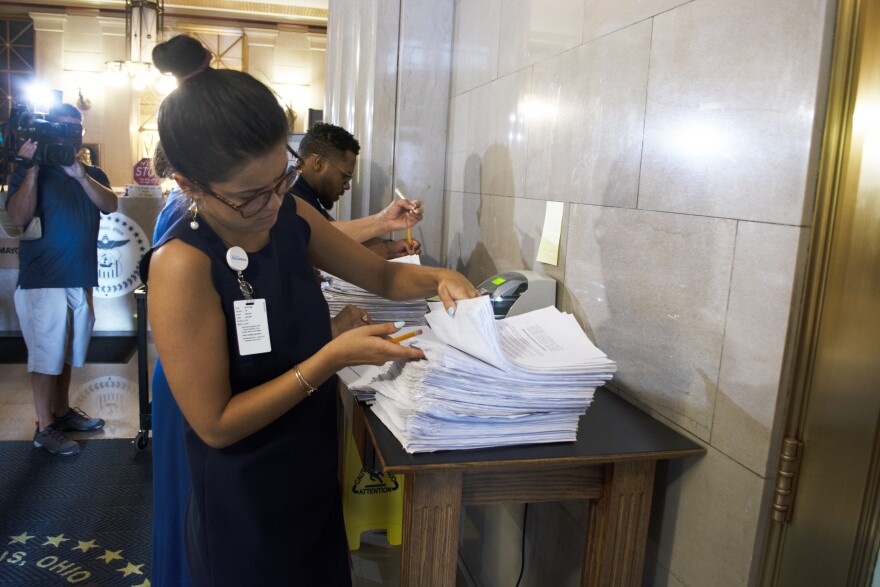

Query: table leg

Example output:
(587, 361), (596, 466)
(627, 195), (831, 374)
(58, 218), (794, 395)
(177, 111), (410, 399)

(582, 460), (657, 586)
(400, 470), (463, 587)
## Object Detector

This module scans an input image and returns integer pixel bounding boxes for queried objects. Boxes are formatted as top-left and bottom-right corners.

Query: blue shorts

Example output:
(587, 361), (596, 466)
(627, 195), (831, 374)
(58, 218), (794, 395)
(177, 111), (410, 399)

(14, 287), (95, 375)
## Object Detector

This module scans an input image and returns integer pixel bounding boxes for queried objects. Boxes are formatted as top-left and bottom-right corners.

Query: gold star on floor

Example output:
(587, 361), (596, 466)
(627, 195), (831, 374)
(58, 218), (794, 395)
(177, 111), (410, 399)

(117, 561), (144, 577)
(97, 549), (124, 563)
(9, 532), (33, 545)
(132, 579), (151, 587)
(43, 534), (69, 547)
(72, 539), (100, 552)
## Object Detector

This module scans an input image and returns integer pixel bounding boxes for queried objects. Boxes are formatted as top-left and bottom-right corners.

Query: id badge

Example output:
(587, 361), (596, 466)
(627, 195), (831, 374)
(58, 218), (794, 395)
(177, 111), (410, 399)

(234, 298), (271, 356)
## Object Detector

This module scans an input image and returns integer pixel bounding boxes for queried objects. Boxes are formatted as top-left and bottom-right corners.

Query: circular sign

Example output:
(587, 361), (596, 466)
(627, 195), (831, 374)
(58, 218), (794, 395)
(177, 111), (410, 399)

(95, 212), (149, 298)
(133, 157), (160, 185)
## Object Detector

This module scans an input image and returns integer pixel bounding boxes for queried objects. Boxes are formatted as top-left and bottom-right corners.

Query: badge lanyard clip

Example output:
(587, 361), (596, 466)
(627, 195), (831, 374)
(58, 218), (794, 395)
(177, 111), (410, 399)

(226, 246), (255, 299)
(236, 271), (254, 299)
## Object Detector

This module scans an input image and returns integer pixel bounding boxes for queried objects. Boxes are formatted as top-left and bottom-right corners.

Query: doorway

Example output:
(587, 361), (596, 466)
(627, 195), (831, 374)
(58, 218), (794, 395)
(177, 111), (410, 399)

(761, 0), (880, 584)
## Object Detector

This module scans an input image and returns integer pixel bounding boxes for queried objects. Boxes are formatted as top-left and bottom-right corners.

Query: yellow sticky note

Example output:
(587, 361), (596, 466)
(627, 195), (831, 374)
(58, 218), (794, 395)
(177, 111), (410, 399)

(537, 201), (564, 266)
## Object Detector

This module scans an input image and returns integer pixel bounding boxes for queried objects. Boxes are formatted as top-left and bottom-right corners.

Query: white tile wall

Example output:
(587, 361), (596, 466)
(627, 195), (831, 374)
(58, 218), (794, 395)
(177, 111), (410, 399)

(498, 0), (584, 76)
(466, 69), (532, 198)
(525, 21), (651, 207)
(713, 222), (808, 477)
(639, 0), (829, 225)
(451, 0), (502, 95)
(564, 204), (736, 441)
(330, 0), (834, 584)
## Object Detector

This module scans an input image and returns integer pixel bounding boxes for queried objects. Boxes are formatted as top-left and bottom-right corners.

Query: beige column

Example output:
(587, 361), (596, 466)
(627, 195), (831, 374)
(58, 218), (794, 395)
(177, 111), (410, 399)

(243, 27), (279, 89)
(97, 15), (131, 187)
(307, 32), (326, 127)
(29, 12), (67, 91)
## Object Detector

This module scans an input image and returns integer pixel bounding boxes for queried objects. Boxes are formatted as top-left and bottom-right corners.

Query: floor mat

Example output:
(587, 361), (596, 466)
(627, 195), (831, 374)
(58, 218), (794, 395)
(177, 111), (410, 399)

(0, 336), (138, 365)
(0, 439), (151, 586)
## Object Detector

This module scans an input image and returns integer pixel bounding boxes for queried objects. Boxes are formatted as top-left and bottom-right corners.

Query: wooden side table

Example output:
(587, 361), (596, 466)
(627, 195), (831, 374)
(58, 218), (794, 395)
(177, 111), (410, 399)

(350, 388), (704, 586)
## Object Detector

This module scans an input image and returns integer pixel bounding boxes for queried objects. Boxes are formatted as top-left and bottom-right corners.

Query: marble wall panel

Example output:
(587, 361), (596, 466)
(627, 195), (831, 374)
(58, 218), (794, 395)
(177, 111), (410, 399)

(448, 92), (470, 155)
(525, 21), (651, 207)
(394, 0), (454, 265)
(326, 0), (453, 263)
(460, 502), (585, 586)
(363, 0), (401, 223)
(348, 0), (389, 221)
(451, 0), (501, 95)
(564, 204), (736, 440)
(639, 0), (830, 225)
(327, 0), (400, 224)
(582, 0), (691, 43)
(325, 0), (360, 142)
(497, 0), (583, 77)
(443, 191), (566, 289)
(647, 447), (769, 586)
(445, 92), (470, 193)
(713, 222), (807, 477)
(465, 69), (532, 198)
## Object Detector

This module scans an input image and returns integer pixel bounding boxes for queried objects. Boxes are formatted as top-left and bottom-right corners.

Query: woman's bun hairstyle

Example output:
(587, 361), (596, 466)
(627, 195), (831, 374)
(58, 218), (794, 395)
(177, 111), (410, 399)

(152, 34), (210, 80)
(151, 34), (290, 185)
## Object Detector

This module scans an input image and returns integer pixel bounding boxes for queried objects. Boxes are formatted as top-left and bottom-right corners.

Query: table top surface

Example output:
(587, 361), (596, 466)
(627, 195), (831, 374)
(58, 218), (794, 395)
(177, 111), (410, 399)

(361, 388), (705, 473)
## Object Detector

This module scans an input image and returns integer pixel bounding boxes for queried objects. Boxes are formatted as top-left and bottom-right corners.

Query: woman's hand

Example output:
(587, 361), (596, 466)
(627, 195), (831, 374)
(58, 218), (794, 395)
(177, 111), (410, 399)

(435, 269), (479, 316)
(331, 304), (371, 338)
(327, 321), (425, 367)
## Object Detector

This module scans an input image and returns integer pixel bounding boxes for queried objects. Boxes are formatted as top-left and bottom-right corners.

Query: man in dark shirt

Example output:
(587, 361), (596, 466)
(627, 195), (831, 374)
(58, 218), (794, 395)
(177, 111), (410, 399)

(5, 103), (118, 455)
(290, 123), (423, 259)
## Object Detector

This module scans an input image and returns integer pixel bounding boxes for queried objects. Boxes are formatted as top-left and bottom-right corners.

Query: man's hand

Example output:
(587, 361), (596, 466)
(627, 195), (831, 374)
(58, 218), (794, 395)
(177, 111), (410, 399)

(331, 304), (372, 338)
(385, 238), (422, 258)
(17, 139), (38, 168)
(379, 197), (423, 232)
(60, 159), (87, 180)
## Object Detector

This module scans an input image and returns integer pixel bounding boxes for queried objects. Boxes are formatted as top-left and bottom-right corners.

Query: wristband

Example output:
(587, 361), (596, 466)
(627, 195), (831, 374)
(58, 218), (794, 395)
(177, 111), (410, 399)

(20, 159), (35, 170)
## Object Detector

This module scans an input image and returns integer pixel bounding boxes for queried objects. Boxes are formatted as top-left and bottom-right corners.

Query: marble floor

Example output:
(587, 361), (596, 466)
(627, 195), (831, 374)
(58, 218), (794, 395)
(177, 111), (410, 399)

(0, 339), (401, 585)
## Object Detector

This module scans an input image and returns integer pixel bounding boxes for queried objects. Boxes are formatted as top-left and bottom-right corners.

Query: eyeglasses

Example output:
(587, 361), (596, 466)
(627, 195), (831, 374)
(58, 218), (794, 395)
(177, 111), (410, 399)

(197, 161), (302, 219)
(322, 156), (353, 184)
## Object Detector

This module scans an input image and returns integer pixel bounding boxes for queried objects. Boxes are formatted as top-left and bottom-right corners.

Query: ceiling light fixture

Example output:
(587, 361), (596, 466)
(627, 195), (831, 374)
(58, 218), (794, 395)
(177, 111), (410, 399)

(104, 0), (165, 90)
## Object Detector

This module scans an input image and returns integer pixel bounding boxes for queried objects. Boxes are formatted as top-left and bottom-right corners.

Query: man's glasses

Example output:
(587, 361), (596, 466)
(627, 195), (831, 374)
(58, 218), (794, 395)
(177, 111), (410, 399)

(322, 157), (353, 184)
(197, 154), (302, 219)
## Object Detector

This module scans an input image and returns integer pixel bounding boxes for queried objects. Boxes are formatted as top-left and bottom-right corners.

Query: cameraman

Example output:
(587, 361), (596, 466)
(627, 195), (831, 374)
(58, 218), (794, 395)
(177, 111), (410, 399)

(5, 103), (118, 455)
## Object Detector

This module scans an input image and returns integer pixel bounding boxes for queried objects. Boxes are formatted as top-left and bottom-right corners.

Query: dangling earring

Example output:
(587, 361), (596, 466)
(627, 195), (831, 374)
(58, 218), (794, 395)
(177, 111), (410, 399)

(189, 201), (200, 230)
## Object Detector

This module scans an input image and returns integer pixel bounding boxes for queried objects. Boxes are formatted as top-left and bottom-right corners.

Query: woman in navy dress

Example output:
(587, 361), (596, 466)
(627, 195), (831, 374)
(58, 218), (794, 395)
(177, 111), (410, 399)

(143, 35), (477, 585)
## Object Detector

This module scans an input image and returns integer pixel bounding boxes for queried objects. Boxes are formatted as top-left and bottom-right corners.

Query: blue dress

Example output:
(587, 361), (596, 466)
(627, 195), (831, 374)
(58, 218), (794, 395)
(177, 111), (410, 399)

(149, 196), (192, 587)
(144, 195), (350, 585)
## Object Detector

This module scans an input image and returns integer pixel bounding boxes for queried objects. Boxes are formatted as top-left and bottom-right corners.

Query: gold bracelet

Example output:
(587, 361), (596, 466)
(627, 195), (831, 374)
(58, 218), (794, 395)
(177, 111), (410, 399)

(294, 363), (317, 397)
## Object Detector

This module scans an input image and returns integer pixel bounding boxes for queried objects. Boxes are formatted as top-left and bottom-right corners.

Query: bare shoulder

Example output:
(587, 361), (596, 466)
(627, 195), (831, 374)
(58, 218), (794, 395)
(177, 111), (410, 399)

(293, 195), (322, 224)
(148, 239), (215, 303)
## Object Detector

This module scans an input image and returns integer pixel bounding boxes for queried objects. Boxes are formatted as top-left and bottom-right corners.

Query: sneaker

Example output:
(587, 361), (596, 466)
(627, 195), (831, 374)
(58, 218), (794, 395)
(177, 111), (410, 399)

(53, 407), (105, 432)
(34, 424), (80, 456)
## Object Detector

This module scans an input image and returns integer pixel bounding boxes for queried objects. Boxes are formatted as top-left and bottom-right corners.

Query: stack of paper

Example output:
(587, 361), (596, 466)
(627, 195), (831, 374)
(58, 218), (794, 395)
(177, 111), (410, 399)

(343, 296), (616, 453)
(322, 255), (429, 324)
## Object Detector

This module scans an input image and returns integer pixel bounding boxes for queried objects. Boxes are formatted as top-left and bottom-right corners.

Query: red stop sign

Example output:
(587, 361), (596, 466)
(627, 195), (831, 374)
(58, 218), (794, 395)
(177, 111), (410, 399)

(133, 157), (160, 185)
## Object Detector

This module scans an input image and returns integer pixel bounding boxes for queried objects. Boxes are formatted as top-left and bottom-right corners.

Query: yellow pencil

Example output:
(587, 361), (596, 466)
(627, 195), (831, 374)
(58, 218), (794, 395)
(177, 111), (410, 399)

(394, 188), (413, 245)
(389, 329), (422, 344)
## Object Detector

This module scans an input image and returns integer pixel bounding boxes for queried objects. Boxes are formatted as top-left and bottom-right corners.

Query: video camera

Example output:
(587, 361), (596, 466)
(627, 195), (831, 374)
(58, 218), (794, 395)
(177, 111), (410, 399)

(0, 102), (81, 168)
